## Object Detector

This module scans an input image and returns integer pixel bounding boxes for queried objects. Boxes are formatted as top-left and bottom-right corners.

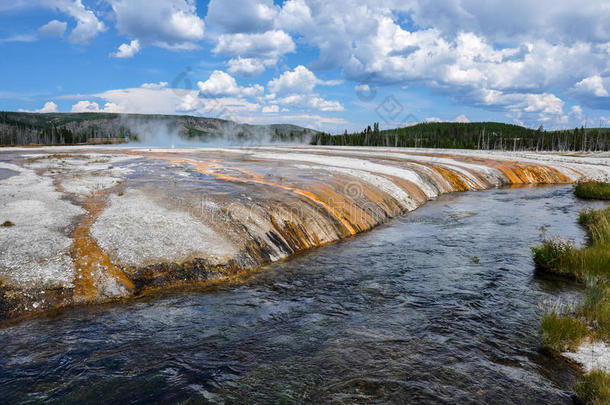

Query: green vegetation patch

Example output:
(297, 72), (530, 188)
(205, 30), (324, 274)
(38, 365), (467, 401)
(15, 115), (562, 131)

(532, 237), (580, 278)
(1, 220), (14, 227)
(574, 370), (610, 405)
(541, 313), (589, 352)
(533, 207), (610, 281)
(534, 206), (610, 403)
(575, 182), (610, 200)
(580, 280), (610, 342)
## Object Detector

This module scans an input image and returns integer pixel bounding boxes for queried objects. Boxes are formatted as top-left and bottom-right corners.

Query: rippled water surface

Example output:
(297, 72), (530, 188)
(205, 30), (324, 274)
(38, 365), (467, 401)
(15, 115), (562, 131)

(1, 185), (608, 404)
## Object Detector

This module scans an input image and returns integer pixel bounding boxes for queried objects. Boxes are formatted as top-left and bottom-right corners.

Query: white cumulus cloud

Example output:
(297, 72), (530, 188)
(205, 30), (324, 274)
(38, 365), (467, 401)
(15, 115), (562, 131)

(213, 30), (295, 59)
(112, 40), (140, 58)
(38, 20), (67, 37)
(19, 101), (59, 113)
(574, 75), (609, 97)
(197, 70), (263, 98)
(206, 0), (278, 33)
(110, 0), (204, 50)
(266, 66), (344, 112)
(227, 57), (270, 77)
(42, 0), (107, 44)
(262, 105), (279, 113)
(71, 100), (121, 113)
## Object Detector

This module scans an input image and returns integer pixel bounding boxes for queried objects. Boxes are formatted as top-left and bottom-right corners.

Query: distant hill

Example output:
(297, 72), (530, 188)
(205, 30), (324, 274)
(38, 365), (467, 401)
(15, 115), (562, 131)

(0, 112), (320, 145)
(311, 121), (610, 151)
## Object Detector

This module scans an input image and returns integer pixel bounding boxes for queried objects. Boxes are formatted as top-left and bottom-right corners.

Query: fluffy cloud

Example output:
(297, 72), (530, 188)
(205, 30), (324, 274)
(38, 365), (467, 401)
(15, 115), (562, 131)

(206, 0), (277, 34)
(227, 57), (270, 77)
(197, 70), (263, 98)
(266, 66), (344, 111)
(72, 87), (198, 115)
(111, 40), (140, 58)
(39, 101), (59, 113)
(38, 20), (67, 37)
(454, 114), (470, 123)
(267, 65), (340, 95)
(42, 0), (106, 44)
(476, 90), (565, 115)
(17, 0), (610, 129)
(110, 0), (204, 50)
(426, 115), (470, 123)
(262, 105), (279, 113)
(205, 1), (298, 75)
(277, 0), (312, 32)
(19, 101), (59, 113)
(571, 105), (584, 120)
(268, 65), (318, 95)
(141, 82), (168, 90)
(260, 0), (610, 124)
(405, 0), (610, 45)
(71, 100), (120, 112)
(574, 75), (609, 97)
(212, 29), (295, 76)
(213, 30), (295, 59)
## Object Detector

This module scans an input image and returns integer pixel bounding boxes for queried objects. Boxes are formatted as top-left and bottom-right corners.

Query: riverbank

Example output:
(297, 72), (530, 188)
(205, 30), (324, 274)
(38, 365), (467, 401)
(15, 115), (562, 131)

(1, 146), (610, 321)
(533, 185), (610, 404)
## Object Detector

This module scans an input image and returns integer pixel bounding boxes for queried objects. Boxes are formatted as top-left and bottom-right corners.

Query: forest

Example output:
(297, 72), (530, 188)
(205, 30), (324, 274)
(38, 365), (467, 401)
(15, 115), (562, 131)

(0, 112), (316, 145)
(311, 122), (610, 151)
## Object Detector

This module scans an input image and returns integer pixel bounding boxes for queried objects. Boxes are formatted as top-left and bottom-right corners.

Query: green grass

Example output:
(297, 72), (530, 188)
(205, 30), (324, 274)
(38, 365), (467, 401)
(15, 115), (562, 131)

(534, 206), (610, 404)
(532, 237), (580, 278)
(575, 182), (610, 200)
(533, 207), (610, 281)
(580, 207), (610, 246)
(541, 313), (589, 352)
(579, 279), (610, 342)
(574, 370), (610, 405)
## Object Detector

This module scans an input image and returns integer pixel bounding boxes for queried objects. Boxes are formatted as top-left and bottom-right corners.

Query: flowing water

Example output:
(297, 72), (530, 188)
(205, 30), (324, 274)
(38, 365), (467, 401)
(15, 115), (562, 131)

(0, 185), (607, 404)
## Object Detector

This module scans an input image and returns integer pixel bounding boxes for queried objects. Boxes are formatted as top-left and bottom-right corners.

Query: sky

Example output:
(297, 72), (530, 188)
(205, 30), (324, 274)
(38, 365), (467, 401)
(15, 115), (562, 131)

(1, 0), (610, 133)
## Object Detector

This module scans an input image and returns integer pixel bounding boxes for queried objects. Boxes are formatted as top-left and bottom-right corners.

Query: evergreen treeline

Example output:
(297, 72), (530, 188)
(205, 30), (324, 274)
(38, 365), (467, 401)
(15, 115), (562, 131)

(0, 112), (127, 145)
(311, 122), (610, 151)
(0, 112), (317, 145)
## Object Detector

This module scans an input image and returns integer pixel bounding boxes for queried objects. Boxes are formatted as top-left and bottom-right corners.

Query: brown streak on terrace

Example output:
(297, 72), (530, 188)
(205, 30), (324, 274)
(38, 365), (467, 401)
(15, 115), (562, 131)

(50, 172), (134, 303)
(411, 152), (574, 184)
(430, 165), (472, 192)
(161, 156), (359, 236)
(71, 194), (135, 302)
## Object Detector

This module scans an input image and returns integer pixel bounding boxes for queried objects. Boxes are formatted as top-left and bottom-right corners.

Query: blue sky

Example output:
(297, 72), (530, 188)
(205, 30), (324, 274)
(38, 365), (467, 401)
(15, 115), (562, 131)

(1, 0), (610, 132)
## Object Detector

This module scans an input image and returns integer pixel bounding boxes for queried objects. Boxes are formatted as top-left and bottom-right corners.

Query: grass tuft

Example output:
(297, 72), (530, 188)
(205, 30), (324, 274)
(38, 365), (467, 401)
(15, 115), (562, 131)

(1, 220), (14, 227)
(532, 237), (580, 278)
(575, 182), (610, 200)
(580, 279), (610, 342)
(540, 312), (589, 352)
(574, 370), (610, 405)
(534, 207), (610, 281)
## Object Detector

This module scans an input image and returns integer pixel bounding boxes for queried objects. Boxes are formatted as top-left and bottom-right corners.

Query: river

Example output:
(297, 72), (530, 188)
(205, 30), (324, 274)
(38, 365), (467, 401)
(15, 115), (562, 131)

(0, 185), (607, 404)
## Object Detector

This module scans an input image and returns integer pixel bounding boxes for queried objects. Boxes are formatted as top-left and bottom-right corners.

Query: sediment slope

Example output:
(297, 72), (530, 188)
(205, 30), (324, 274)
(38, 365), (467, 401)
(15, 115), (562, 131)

(0, 146), (609, 320)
